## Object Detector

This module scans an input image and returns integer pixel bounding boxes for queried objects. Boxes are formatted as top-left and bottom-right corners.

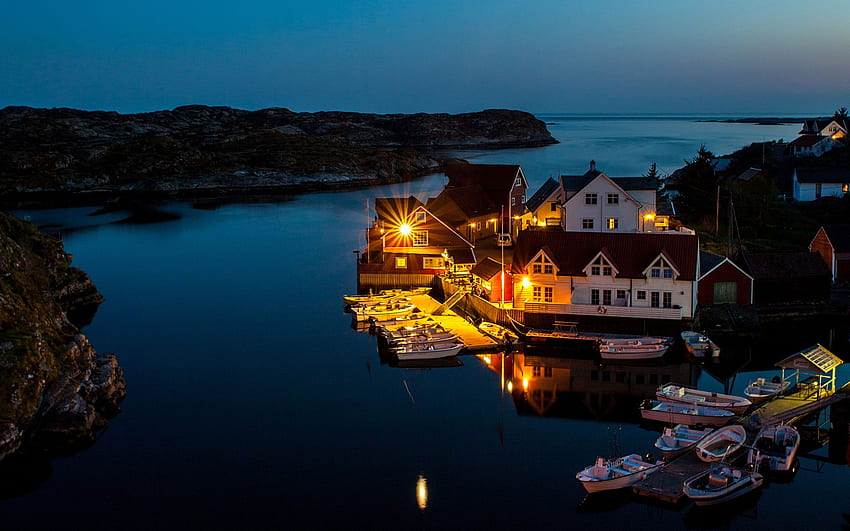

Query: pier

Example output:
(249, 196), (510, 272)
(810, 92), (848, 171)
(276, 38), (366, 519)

(405, 294), (501, 352)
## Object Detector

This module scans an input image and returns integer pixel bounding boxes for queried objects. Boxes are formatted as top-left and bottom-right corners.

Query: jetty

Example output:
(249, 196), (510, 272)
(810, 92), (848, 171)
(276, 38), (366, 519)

(632, 344), (846, 504)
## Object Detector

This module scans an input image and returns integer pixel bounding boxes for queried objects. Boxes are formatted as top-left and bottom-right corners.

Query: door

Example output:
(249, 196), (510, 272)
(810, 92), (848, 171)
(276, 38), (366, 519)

(713, 281), (738, 304)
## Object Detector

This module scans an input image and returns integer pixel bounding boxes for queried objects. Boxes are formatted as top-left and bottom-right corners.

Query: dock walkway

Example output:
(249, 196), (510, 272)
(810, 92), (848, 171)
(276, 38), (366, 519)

(409, 295), (499, 353)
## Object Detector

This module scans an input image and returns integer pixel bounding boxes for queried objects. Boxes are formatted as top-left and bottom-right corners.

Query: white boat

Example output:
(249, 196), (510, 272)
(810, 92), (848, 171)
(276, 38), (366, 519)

(351, 302), (417, 322)
(656, 383), (752, 414)
(744, 377), (791, 404)
(747, 425), (800, 472)
(388, 333), (459, 347)
(683, 462), (763, 506)
(654, 424), (713, 457)
(575, 454), (663, 493)
(369, 313), (433, 330)
(380, 324), (447, 339)
(681, 331), (720, 358)
(599, 341), (670, 360)
(695, 425), (747, 462)
(640, 400), (735, 427)
(478, 322), (519, 345)
(343, 287), (430, 305)
(391, 341), (464, 361)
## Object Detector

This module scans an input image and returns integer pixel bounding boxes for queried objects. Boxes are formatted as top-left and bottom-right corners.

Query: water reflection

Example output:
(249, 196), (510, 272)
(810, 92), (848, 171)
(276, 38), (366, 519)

(416, 474), (428, 510)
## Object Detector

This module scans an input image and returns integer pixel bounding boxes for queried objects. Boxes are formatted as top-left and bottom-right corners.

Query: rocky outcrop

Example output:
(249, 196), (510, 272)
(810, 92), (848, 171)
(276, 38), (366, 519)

(0, 106), (556, 202)
(0, 212), (124, 460)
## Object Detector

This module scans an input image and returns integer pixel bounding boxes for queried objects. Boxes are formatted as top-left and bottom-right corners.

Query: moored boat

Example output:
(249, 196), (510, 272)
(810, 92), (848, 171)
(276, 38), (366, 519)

(656, 383), (752, 414)
(681, 331), (720, 358)
(391, 341), (464, 361)
(640, 400), (735, 427)
(654, 424), (713, 457)
(478, 321), (519, 345)
(351, 301), (417, 322)
(747, 424), (800, 472)
(575, 454), (663, 493)
(599, 337), (671, 360)
(387, 333), (459, 348)
(682, 462), (763, 506)
(343, 287), (430, 305)
(695, 425), (747, 462)
(744, 377), (791, 404)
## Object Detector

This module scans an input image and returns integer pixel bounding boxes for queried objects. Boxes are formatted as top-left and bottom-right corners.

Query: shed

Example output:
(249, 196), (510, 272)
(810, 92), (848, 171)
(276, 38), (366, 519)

(470, 257), (513, 303)
(776, 344), (843, 397)
(697, 250), (753, 305)
(809, 224), (850, 283)
(741, 252), (831, 303)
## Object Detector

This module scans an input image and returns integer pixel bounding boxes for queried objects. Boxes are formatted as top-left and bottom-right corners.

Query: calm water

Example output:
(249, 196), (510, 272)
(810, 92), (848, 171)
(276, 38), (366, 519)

(4, 115), (849, 529)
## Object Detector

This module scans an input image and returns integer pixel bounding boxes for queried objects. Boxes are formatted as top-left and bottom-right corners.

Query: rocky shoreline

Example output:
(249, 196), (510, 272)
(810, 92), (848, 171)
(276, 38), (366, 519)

(0, 212), (125, 462)
(0, 106), (556, 207)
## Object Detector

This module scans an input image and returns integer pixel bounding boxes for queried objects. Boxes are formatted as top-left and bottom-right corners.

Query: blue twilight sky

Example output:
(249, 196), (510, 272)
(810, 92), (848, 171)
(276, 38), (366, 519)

(2, 0), (848, 114)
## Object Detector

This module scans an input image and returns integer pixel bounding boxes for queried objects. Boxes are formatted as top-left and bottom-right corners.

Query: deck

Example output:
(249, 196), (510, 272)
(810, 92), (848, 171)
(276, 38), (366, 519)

(408, 294), (500, 352)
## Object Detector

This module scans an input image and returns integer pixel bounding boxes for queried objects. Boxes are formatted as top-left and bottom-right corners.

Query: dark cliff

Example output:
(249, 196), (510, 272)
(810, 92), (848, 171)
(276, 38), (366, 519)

(0, 212), (125, 460)
(0, 106), (556, 200)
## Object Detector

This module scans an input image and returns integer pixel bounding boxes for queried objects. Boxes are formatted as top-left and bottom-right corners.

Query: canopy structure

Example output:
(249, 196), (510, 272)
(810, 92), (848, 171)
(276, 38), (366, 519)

(775, 344), (843, 397)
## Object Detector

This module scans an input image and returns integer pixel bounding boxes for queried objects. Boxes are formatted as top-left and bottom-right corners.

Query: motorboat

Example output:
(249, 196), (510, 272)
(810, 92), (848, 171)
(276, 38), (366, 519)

(695, 425), (747, 462)
(683, 461), (763, 506)
(351, 301), (417, 322)
(747, 424), (800, 472)
(387, 333), (459, 348)
(599, 338), (671, 360)
(343, 287), (430, 305)
(681, 331), (720, 358)
(654, 424), (713, 457)
(744, 377), (791, 404)
(640, 400), (735, 427)
(525, 321), (580, 344)
(369, 313), (433, 330)
(478, 321), (519, 345)
(391, 340), (464, 361)
(575, 454), (663, 493)
(380, 324), (447, 339)
(656, 383), (752, 414)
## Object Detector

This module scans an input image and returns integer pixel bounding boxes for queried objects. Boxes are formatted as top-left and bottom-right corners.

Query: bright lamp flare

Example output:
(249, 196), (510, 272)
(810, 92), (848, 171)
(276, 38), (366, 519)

(399, 224), (412, 236)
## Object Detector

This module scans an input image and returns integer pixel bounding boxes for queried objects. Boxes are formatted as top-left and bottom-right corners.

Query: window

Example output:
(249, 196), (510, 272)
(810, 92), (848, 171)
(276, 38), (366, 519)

(544, 367), (553, 377)
(589, 255), (613, 276)
(544, 287), (553, 302)
(663, 292), (672, 308)
(395, 257), (407, 269)
(585, 193), (597, 205)
(591, 289), (600, 305)
(514, 176), (522, 187)
(651, 268), (661, 278)
(533, 263), (542, 274)
(603, 290), (612, 305)
(602, 266), (612, 276)
(414, 211), (426, 222)
(412, 231), (428, 246)
(550, 202), (558, 212)
(511, 196), (516, 206)
(423, 257), (444, 269)
(663, 269), (673, 279)
(591, 265), (600, 276)
(543, 264), (553, 274)
(650, 292), (660, 308)
(636, 290), (646, 300)
(533, 255), (554, 275)
(607, 193), (619, 204)
(532, 366), (541, 377)
(532, 286), (542, 301)
(607, 218), (618, 230)
(649, 257), (674, 280)
(616, 290), (627, 299)
(582, 218), (594, 230)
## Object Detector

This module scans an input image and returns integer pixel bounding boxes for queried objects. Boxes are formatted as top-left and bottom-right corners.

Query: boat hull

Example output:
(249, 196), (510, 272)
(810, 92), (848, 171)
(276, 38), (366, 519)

(656, 384), (751, 414)
(695, 425), (747, 462)
(394, 343), (464, 361)
(640, 401), (734, 427)
(683, 466), (764, 506)
(576, 455), (662, 493)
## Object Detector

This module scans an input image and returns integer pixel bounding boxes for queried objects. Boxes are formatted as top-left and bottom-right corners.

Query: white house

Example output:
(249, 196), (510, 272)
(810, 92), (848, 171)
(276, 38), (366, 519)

(792, 167), (850, 201)
(520, 177), (562, 229)
(511, 230), (699, 320)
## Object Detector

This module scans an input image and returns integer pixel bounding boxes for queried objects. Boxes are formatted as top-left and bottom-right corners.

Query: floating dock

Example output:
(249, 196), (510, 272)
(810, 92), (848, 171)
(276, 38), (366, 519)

(406, 294), (500, 352)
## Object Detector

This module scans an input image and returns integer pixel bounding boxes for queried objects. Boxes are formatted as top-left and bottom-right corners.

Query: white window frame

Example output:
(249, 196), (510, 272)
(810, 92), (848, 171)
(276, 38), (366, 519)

(395, 257), (407, 269)
(585, 193), (597, 205)
(607, 193), (619, 204)
(591, 289), (600, 305)
(422, 257), (444, 269)
(582, 218), (594, 230)
(412, 231), (428, 247)
(544, 286), (553, 302)
(414, 211), (426, 222)
(607, 217), (618, 230)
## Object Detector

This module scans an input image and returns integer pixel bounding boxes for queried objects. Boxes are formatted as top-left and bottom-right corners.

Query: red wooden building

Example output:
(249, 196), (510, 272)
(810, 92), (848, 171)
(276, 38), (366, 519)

(809, 224), (850, 283)
(697, 250), (753, 305)
(470, 257), (513, 303)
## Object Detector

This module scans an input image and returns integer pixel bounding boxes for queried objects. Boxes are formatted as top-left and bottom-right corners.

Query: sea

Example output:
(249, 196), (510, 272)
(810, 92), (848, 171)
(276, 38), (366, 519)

(4, 114), (849, 530)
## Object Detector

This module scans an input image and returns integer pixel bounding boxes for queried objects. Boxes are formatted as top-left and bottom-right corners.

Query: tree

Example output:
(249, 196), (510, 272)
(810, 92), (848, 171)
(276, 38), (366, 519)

(672, 146), (716, 223)
(834, 107), (848, 120)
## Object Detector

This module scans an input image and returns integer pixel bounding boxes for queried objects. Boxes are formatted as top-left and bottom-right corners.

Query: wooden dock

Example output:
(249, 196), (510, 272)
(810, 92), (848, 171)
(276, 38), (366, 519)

(408, 294), (500, 352)
(632, 451), (707, 504)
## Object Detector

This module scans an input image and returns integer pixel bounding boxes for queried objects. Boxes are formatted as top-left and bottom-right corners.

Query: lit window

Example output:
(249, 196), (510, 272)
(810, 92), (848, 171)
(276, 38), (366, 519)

(543, 264), (553, 274)
(412, 231), (428, 246)
(533, 263), (542, 274)
(607, 193), (619, 204)
(607, 218), (618, 230)
(395, 257), (407, 269)
(582, 218), (594, 230)
(544, 287), (553, 302)
(511, 197), (516, 206)
(423, 257), (444, 269)
(533, 366), (541, 377)
(532, 286), (542, 301)
(843, 184), (849, 193)
(585, 193), (597, 205)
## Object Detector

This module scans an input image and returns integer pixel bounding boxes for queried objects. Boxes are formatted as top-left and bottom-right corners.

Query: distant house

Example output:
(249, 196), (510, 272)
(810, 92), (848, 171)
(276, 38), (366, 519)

(789, 135), (834, 157)
(359, 197), (476, 288)
(521, 177), (562, 229)
(697, 250), (753, 306)
(799, 118), (848, 138)
(510, 230), (699, 320)
(741, 252), (831, 303)
(790, 118), (847, 157)
(427, 163), (528, 241)
(470, 257), (513, 303)
(809, 224), (850, 283)
(791, 167), (850, 201)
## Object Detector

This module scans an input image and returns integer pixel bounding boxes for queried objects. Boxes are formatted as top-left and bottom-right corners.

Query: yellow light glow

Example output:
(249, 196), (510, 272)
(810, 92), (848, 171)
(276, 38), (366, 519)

(488, 218), (497, 225)
(513, 215), (520, 220)
(399, 224), (412, 236)
(522, 277), (531, 287)
(481, 355), (492, 365)
(537, 221), (546, 227)
(644, 212), (656, 221)
(522, 378), (529, 391)
(416, 475), (428, 510)
(507, 381), (513, 392)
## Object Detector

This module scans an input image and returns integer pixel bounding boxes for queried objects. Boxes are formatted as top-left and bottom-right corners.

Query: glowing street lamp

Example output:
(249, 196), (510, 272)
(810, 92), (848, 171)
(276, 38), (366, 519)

(399, 223), (412, 236)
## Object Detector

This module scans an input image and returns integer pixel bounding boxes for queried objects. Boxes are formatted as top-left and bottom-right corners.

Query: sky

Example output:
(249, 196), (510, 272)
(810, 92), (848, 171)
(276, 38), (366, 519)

(2, 0), (848, 115)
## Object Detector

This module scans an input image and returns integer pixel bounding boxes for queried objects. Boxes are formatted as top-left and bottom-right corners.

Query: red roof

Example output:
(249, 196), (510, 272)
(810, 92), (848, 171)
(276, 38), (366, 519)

(790, 135), (828, 147)
(445, 163), (522, 190)
(512, 231), (699, 280)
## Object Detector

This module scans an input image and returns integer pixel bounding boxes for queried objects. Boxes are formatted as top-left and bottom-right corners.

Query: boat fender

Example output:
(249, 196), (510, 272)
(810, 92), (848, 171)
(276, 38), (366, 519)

(596, 306), (607, 314)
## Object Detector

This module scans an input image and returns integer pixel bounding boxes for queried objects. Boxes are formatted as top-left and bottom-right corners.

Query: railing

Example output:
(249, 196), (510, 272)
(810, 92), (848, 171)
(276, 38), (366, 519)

(521, 302), (684, 320)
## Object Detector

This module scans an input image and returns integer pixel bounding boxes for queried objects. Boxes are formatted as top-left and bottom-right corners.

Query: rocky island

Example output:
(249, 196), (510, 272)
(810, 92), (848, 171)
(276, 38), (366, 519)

(0, 106), (557, 205)
(0, 211), (125, 462)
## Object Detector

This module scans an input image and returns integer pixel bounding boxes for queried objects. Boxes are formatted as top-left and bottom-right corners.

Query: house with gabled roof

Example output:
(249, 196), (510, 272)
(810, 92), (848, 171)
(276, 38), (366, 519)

(740, 252), (831, 303)
(520, 177), (562, 229)
(809, 224), (850, 283)
(697, 250), (753, 305)
(470, 257), (512, 303)
(799, 118), (848, 138)
(790, 118), (847, 157)
(792, 167), (850, 201)
(427, 163), (528, 241)
(789, 134), (834, 157)
(510, 230), (699, 320)
(359, 196), (476, 288)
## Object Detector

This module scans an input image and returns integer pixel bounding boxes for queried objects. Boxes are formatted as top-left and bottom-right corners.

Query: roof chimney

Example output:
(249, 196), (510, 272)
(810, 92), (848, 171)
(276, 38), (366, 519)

(590, 160), (596, 172)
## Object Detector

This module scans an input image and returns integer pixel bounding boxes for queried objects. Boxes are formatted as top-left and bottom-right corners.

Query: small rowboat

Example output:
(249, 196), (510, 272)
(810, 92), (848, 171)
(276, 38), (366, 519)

(656, 383), (752, 414)
(640, 400), (735, 427)
(744, 377), (791, 404)
(681, 331), (720, 358)
(654, 424), (713, 457)
(343, 287), (430, 305)
(683, 462), (763, 506)
(747, 424), (800, 472)
(391, 341), (464, 361)
(695, 425), (747, 462)
(599, 339), (670, 360)
(478, 322), (519, 345)
(576, 454), (663, 493)
(351, 302), (417, 322)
